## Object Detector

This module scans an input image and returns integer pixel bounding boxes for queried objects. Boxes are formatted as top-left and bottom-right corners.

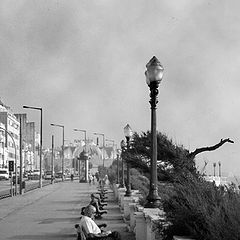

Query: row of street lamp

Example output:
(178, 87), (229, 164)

(22, 56), (163, 208)
(21, 105), (116, 189)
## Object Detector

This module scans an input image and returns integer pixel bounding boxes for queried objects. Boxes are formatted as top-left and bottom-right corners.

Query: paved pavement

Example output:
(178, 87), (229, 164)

(0, 181), (135, 240)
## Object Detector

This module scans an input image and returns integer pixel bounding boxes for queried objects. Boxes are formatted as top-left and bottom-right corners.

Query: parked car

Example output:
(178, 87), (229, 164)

(28, 169), (42, 180)
(44, 171), (54, 180)
(0, 169), (9, 180)
(55, 172), (65, 179)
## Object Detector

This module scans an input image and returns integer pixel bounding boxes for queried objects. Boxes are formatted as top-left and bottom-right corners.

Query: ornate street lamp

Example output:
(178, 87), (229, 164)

(119, 140), (126, 188)
(116, 149), (121, 184)
(74, 129), (88, 182)
(145, 56), (164, 208)
(124, 124), (133, 197)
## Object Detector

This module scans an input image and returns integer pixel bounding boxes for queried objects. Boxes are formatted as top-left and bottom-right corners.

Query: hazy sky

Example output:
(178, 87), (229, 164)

(1, 0), (240, 175)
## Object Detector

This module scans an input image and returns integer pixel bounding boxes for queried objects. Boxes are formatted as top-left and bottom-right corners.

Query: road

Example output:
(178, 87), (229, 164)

(0, 181), (92, 239)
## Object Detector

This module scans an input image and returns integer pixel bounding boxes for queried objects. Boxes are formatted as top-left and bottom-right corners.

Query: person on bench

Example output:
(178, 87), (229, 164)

(78, 205), (121, 240)
(79, 206), (107, 230)
(90, 194), (107, 219)
(91, 194), (107, 208)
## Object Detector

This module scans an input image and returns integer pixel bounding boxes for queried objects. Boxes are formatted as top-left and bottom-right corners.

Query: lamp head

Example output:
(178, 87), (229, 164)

(124, 124), (133, 138)
(145, 56), (164, 86)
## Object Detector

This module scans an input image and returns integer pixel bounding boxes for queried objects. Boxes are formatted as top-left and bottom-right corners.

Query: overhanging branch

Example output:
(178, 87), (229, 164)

(188, 138), (234, 158)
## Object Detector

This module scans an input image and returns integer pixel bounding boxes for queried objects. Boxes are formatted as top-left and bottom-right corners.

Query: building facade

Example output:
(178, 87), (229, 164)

(0, 122), (6, 168)
(0, 102), (20, 169)
(15, 114), (36, 172)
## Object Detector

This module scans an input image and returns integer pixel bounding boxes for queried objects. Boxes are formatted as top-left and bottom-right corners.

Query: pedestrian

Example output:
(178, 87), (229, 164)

(92, 175), (96, 185)
(71, 174), (74, 182)
(89, 174), (93, 185)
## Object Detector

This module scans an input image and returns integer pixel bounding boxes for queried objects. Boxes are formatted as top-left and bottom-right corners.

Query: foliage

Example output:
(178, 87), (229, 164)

(98, 165), (107, 179)
(163, 174), (240, 240)
(130, 168), (149, 200)
(125, 131), (198, 182)
(107, 159), (118, 184)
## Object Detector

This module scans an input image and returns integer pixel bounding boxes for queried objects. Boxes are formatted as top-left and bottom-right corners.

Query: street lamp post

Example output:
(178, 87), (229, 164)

(74, 129), (88, 182)
(50, 124), (64, 182)
(23, 105), (43, 188)
(119, 140), (126, 188)
(144, 56), (164, 208)
(94, 133), (105, 167)
(116, 149), (121, 184)
(124, 124), (133, 197)
(51, 135), (54, 184)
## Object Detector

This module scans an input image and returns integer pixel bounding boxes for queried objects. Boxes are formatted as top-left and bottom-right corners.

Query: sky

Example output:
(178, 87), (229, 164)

(0, 0), (240, 176)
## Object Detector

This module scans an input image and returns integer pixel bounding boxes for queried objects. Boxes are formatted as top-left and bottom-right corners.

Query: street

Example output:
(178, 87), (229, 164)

(0, 181), (93, 239)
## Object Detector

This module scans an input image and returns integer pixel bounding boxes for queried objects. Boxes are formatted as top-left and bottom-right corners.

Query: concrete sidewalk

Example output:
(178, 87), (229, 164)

(0, 181), (135, 240)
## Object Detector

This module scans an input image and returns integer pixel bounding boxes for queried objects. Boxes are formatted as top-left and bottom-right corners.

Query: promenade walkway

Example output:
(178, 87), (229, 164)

(0, 180), (135, 240)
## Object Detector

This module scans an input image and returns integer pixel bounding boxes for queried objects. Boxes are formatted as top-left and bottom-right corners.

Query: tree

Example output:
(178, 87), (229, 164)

(125, 131), (234, 182)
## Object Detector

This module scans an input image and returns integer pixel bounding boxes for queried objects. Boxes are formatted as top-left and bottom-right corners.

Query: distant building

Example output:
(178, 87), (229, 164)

(15, 114), (36, 171)
(204, 175), (228, 186)
(0, 101), (20, 169)
(35, 132), (40, 169)
(0, 122), (6, 168)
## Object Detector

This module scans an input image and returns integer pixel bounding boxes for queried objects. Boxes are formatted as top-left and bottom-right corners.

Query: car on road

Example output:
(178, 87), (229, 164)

(44, 171), (54, 180)
(55, 172), (65, 179)
(28, 169), (43, 180)
(0, 169), (9, 180)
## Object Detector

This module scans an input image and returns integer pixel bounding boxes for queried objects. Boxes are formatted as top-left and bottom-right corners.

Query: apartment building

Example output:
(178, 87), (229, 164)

(15, 114), (36, 171)
(0, 122), (6, 167)
(0, 102), (20, 168)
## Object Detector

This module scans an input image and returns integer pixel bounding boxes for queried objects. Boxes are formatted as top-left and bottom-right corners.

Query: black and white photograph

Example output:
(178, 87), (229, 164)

(0, 1), (239, 240)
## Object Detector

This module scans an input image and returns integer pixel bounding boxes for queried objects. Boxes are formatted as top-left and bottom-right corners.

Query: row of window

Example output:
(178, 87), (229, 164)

(8, 141), (19, 150)
(8, 119), (19, 130)
(8, 131), (19, 140)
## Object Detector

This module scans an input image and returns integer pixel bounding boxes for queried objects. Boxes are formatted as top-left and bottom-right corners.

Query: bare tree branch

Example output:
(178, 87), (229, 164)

(188, 138), (234, 158)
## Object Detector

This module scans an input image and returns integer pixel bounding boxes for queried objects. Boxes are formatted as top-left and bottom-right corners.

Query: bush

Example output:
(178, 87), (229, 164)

(163, 174), (240, 240)
(130, 168), (149, 202)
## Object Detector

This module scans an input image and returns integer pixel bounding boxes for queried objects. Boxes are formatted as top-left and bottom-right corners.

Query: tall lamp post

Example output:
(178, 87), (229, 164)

(116, 149), (121, 184)
(124, 124), (133, 197)
(145, 56), (164, 208)
(23, 105), (43, 188)
(119, 140), (126, 188)
(74, 129), (88, 182)
(94, 133), (105, 167)
(50, 123), (64, 182)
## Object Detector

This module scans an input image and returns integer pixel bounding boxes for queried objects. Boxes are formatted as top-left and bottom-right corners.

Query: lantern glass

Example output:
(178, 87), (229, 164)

(124, 124), (133, 138)
(145, 56), (164, 85)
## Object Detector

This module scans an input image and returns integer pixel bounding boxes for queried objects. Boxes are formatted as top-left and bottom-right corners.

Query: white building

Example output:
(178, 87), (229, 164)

(204, 176), (228, 186)
(0, 101), (20, 170)
(0, 122), (6, 168)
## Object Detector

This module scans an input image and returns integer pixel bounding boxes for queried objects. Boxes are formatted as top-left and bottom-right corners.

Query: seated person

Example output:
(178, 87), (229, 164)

(90, 195), (107, 218)
(78, 205), (121, 240)
(80, 206), (107, 230)
(91, 194), (107, 207)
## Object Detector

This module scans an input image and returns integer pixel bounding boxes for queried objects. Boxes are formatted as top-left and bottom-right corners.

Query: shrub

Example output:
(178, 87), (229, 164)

(163, 174), (240, 240)
(130, 168), (149, 204)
